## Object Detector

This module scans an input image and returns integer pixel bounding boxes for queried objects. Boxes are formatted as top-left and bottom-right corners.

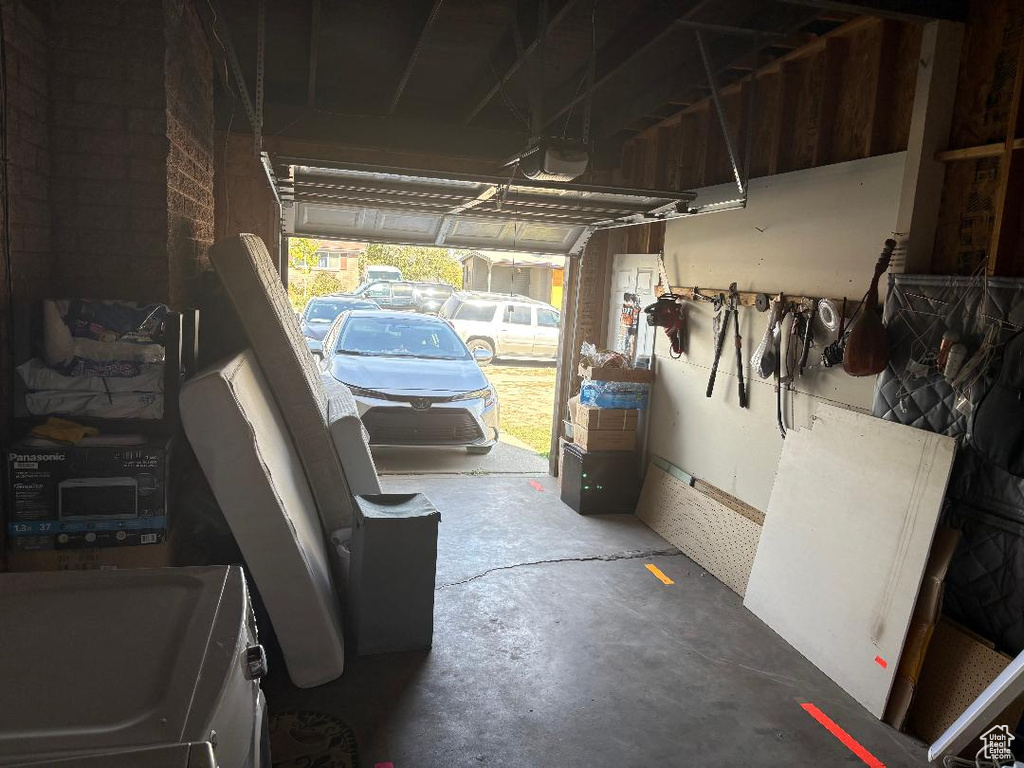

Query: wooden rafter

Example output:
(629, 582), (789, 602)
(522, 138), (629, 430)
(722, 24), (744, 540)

(539, 0), (714, 136)
(389, 0), (446, 115)
(462, 0), (581, 125)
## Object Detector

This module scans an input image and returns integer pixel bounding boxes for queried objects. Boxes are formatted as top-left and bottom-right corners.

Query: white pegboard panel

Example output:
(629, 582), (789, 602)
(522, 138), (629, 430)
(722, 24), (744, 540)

(636, 463), (762, 597)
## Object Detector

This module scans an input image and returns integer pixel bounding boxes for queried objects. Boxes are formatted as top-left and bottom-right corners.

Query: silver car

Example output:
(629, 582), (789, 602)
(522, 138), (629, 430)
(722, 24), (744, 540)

(438, 292), (560, 365)
(320, 310), (500, 454)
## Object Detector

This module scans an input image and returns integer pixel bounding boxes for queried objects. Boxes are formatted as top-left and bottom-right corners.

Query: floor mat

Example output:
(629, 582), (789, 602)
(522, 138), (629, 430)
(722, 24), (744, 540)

(270, 711), (358, 768)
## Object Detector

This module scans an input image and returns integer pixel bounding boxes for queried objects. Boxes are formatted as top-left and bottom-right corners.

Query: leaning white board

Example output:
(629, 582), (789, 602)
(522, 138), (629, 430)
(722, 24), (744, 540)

(743, 403), (956, 718)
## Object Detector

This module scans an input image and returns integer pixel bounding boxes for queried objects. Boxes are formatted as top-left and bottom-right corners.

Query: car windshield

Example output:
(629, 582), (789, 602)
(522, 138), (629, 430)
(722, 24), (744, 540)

(416, 284), (452, 298)
(337, 315), (471, 360)
(306, 299), (354, 322)
(454, 302), (497, 322)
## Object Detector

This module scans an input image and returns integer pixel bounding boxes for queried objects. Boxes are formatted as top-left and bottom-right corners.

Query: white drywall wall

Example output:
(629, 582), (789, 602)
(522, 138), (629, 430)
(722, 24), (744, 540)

(648, 153), (906, 511)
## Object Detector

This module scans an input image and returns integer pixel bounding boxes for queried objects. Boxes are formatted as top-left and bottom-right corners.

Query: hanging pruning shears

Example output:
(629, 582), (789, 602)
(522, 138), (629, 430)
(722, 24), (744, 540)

(730, 283), (747, 408)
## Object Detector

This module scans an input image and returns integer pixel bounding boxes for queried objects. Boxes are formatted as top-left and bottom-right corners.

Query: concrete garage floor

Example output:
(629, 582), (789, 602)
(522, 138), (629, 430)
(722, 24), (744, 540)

(371, 436), (549, 475)
(265, 474), (929, 767)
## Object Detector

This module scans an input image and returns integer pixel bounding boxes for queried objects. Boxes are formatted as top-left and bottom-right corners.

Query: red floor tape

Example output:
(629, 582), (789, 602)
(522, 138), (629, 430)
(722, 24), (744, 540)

(800, 702), (886, 768)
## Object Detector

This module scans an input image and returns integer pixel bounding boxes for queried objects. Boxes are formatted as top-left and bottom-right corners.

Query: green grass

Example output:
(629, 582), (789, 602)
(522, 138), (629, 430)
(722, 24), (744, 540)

(485, 363), (557, 456)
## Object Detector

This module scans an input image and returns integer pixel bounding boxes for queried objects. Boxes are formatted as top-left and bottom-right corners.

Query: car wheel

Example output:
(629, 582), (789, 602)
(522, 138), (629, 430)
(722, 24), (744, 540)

(467, 445), (493, 455)
(466, 338), (495, 365)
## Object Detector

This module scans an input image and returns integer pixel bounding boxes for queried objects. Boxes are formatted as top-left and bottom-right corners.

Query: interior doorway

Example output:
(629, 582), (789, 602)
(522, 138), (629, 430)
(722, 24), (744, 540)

(605, 253), (660, 359)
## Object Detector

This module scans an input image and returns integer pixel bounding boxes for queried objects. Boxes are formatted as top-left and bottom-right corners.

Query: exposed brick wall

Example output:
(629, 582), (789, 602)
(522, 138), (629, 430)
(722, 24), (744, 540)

(165, 0), (213, 306)
(3, 0), (51, 300)
(47, 0), (169, 301)
(43, 0), (212, 307)
(0, 0), (53, 429)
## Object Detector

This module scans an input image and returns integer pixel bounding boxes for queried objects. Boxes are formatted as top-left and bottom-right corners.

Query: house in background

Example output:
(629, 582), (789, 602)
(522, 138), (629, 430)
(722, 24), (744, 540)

(459, 251), (565, 309)
(312, 240), (366, 291)
(288, 240), (367, 296)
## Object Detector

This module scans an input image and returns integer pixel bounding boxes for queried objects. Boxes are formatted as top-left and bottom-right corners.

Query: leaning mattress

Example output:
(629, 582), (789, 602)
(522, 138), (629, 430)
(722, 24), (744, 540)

(873, 273), (1024, 655)
(210, 234), (353, 531)
(180, 349), (345, 687)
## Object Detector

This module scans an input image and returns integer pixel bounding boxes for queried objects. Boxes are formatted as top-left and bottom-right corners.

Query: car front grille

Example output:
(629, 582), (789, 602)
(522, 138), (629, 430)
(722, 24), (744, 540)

(362, 407), (484, 445)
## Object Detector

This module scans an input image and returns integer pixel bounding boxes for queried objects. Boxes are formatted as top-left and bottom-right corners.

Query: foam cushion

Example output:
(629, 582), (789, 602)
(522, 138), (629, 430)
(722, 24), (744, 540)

(180, 350), (345, 688)
(209, 235), (352, 530)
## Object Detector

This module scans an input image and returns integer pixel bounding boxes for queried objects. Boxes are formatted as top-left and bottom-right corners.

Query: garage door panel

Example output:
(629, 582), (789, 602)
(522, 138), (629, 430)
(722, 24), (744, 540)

(283, 162), (696, 255)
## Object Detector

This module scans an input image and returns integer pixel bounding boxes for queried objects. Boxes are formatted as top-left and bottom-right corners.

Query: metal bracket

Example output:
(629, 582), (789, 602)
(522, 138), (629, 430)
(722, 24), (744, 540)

(695, 30), (744, 197)
(208, 0), (258, 137)
(255, 0), (266, 154)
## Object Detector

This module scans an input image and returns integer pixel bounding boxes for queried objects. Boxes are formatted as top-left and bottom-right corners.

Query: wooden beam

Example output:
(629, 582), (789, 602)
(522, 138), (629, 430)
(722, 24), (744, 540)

(658, 284), (862, 313)
(307, 0), (321, 107)
(987, 28), (1024, 275)
(777, 0), (966, 23)
(936, 139), (1024, 162)
(261, 105), (525, 161)
(389, 0), (446, 115)
(462, 0), (581, 125)
(894, 20), (963, 274)
(812, 36), (847, 166)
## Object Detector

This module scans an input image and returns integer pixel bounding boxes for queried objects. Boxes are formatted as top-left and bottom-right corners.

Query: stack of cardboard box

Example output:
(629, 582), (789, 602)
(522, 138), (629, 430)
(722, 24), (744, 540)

(573, 404), (638, 451)
(571, 362), (653, 453)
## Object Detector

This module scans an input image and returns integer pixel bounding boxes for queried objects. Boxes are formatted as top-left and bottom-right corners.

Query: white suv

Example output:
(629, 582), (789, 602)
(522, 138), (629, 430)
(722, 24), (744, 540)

(439, 292), (560, 364)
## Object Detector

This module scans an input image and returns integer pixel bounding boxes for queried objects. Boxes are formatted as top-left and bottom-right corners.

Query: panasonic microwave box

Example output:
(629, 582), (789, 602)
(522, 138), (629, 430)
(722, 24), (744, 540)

(7, 438), (170, 551)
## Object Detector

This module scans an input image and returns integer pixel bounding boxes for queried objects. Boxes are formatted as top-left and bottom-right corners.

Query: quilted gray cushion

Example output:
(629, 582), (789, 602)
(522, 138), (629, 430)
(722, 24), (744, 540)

(210, 235), (353, 531)
(873, 274), (1024, 654)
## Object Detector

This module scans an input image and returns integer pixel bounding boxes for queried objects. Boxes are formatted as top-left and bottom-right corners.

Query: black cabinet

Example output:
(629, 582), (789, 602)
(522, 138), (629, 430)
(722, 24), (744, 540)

(560, 443), (639, 515)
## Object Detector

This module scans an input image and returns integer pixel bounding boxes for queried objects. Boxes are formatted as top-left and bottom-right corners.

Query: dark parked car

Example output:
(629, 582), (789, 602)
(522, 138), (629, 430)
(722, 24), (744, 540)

(319, 310), (499, 453)
(353, 280), (416, 311)
(412, 282), (455, 314)
(300, 295), (380, 356)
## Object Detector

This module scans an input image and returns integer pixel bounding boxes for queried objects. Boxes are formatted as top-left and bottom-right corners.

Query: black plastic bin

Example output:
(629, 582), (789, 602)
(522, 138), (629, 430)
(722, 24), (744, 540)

(348, 493), (441, 655)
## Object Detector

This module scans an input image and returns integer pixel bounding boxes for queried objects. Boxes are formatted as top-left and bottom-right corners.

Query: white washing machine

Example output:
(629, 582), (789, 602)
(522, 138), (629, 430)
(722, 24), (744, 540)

(0, 566), (269, 767)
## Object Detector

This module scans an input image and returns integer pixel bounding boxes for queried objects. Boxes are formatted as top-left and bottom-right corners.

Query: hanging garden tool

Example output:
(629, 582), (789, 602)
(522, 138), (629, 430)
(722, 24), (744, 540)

(821, 298), (848, 368)
(706, 292), (730, 397)
(644, 294), (684, 358)
(843, 238), (897, 377)
(751, 295), (783, 379)
(730, 283), (747, 407)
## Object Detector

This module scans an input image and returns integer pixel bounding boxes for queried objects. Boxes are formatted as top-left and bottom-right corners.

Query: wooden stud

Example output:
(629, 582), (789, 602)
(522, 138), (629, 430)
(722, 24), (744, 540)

(987, 28), (1024, 275)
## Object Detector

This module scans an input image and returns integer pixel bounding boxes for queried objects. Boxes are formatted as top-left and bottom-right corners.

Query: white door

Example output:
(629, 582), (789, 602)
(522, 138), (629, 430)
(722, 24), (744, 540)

(606, 254), (659, 359)
(498, 303), (535, 356)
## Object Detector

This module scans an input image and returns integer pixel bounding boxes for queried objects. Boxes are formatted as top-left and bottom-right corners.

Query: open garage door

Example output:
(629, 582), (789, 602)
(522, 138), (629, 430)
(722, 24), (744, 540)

(276, 160), (697, 256)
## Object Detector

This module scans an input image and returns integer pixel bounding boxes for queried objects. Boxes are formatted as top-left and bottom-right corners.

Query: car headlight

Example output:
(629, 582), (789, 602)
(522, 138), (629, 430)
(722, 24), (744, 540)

(452, 387), (496, 407)
(339, 383), (382, 398)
